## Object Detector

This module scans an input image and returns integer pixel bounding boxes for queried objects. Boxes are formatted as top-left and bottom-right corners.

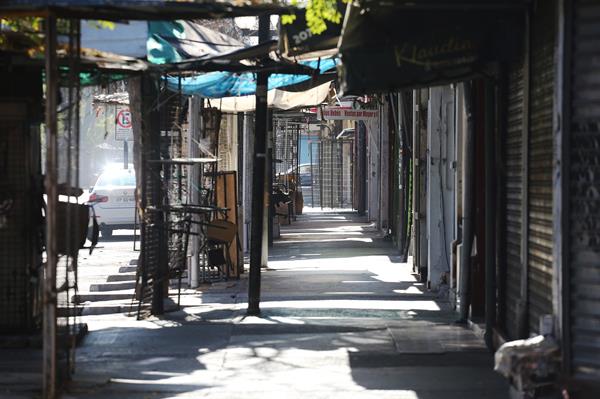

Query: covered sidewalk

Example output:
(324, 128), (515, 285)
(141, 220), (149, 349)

(56, 211), (508, 398)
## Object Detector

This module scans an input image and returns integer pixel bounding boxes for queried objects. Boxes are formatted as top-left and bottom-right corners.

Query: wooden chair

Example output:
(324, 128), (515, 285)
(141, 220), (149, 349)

(205, 219), (237, 279)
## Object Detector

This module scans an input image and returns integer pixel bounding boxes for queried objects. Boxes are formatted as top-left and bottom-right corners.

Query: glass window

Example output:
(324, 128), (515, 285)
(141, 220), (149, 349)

(95, 174), (117, 187)
(121, 171), (136, 186)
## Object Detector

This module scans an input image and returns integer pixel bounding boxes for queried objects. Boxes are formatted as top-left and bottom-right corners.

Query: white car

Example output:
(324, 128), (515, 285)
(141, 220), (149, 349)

(88, 166), (136, 238)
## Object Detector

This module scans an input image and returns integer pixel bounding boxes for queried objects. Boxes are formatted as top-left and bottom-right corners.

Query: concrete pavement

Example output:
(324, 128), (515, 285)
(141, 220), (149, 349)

(63, 210), (509, 398)
(0, 210), (509, 398)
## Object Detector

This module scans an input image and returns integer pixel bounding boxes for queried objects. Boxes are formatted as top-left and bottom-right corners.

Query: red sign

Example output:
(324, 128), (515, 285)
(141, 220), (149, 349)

(318, 106), (378, 121)
(115, 107), (133, 140)
(116, 109), (132, 128)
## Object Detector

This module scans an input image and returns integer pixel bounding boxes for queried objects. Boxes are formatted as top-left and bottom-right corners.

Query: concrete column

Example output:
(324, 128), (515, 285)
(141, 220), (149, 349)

(379, 99), (390, 232)
(367, 106), (380, 224)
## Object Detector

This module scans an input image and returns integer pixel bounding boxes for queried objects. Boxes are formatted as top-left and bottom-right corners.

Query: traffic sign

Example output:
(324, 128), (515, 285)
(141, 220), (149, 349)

(115, 106), (133, 140)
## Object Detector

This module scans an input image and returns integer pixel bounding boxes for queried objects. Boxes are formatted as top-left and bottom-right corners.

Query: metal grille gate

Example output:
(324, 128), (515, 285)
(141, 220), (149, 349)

(308, 139), (354, 209)
(273, 118), (300, 191)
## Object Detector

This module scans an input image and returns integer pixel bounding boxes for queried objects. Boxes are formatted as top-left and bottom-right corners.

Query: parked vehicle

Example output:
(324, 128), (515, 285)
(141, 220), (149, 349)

(87, 165), (136, 238)
(284, 163), (314, 187)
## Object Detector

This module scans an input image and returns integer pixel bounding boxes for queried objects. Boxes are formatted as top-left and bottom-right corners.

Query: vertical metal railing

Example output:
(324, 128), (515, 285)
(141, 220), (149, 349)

(311, 138), (355, 210)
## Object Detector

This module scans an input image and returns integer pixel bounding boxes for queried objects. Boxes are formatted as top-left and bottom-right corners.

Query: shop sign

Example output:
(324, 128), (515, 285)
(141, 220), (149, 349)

(279, 0), (346, 57)
(338, 5), (523, 94)
(318, 106), (378, 121)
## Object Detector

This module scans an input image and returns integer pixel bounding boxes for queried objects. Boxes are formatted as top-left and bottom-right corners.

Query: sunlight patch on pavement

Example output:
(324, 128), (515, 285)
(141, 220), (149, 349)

(323, 292), (376, 295)
(281, 231), (364, 236)
(278, 237), (374, 244)
(141, 371), (187, 377)
(268, 256), (401, 271)
(108, 376), (209, 386)
(268, 316), (306, 324)
(283, 225), (366, 233)
(135, 357), (176, 366)
(256, 299), (441, 311)
(393, 286), (426, 294)
(235, 315), (306, 325)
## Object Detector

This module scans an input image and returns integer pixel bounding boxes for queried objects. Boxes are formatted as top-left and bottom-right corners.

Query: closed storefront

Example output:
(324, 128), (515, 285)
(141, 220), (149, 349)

(567, 0), (600, 384)
(527, 0), (556, 335)
(500, 0), (556, 340)
(503, 54), (526, 340)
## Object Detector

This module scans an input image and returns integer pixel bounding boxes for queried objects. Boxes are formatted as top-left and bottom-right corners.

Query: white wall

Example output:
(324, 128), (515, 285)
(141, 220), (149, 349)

(427, 86), (456, 292)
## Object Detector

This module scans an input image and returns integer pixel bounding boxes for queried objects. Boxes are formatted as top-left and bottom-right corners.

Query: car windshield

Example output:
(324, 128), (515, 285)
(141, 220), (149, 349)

(95, 170), (136, 187)
(285, 164), (313, 174)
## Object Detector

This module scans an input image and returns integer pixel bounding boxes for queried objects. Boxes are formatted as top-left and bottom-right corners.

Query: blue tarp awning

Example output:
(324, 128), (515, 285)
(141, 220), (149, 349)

(166, 58), (337, 98)
(147, 20), (247, 64)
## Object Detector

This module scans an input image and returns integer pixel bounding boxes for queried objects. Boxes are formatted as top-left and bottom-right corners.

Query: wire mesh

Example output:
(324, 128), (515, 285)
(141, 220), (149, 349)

(0, 111), (40, 332)
(54, 18), (83, 381)
(310, 138), (354, 210)
(273, 119), (301, 190)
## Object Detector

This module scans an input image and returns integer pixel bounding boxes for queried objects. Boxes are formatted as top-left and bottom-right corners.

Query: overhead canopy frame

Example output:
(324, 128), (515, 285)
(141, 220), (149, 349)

(0, 0), (293, 20)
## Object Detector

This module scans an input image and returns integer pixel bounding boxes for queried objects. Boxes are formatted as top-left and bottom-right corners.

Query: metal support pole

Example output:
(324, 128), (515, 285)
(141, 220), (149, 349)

(268, 112), (274, 247)
(43, 14), (58, 399)
(412, 92), (421, 273)
(484, 79), (497, 349)
(330, 133), (334, 208)
(310, 142), (314, 207)
(248, 14), (270, 316)
(188, 96), (201, 288)
(124, 140), (129, 169)
(319, 141), (324, 209)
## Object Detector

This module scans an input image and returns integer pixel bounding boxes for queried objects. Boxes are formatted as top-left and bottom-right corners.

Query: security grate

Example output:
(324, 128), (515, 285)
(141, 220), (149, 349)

(309, 138), (354, 210)
(0, 110), (38, 332)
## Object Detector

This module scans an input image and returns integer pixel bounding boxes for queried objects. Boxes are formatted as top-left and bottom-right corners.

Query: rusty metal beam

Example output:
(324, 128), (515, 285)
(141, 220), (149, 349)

(43, 13), (58, 399)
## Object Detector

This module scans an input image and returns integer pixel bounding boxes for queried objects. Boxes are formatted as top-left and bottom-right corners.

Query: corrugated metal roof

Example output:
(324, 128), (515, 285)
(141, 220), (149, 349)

(93, 92), (129, 105)
(0, 1), (291, 20)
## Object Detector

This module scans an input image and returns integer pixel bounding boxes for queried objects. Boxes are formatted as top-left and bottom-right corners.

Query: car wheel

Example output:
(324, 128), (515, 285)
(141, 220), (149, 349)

(101, 227), (113, 238)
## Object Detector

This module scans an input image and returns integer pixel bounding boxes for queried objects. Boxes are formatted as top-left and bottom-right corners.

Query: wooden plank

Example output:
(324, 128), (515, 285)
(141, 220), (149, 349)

(216, 171), (241, 278)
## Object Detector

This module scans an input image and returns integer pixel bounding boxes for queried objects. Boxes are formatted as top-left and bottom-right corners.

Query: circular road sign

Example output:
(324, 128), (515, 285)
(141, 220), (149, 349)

(116, 109), (132, 129)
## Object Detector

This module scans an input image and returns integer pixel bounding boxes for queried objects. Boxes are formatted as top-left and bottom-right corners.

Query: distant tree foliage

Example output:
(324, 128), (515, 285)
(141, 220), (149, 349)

(0, 18), (114, 53)
(282, 0), (349, 35)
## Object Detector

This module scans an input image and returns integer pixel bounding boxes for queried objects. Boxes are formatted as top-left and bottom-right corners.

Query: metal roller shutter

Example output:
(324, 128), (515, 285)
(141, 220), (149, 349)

(527, 0), (556, 335)
(568, 0), (600, 382)
(503, 58), (526, 340)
